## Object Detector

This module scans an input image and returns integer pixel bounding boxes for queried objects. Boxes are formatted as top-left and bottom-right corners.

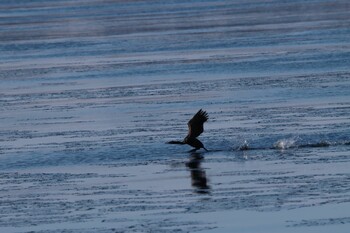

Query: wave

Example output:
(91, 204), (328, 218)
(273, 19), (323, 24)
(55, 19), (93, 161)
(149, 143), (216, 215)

(235, 138), (349, 151)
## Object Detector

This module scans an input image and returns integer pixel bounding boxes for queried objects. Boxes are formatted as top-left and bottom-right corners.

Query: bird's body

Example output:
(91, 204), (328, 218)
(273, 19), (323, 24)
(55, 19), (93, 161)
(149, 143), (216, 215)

(168, 109), (208, 151)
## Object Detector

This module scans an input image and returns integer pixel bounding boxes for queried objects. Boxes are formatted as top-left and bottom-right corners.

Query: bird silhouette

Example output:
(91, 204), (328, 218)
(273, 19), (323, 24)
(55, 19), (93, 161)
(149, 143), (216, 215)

(167, 109), (209, 152)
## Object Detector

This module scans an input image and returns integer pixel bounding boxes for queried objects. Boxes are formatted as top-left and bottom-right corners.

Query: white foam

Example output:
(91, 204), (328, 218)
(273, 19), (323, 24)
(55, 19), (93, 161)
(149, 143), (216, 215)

(274, 138), (297, 150)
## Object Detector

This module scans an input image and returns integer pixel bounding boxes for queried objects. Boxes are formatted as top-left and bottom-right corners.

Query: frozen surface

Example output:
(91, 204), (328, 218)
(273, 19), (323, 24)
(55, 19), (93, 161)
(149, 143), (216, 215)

(0, 0), (350, 232)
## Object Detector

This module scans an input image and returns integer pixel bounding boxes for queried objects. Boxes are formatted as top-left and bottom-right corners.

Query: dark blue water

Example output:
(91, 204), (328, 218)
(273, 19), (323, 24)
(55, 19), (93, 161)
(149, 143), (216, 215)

(0, 0), (350, 232)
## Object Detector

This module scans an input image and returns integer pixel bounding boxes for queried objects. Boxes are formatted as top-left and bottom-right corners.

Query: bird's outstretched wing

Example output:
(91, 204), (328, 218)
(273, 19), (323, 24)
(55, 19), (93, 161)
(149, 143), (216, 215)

(187, 109), (208, 138)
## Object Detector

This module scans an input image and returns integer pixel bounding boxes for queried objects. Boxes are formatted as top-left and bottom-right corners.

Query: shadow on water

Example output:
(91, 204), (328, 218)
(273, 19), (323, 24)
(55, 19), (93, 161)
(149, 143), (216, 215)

(186, 152), (210, 194)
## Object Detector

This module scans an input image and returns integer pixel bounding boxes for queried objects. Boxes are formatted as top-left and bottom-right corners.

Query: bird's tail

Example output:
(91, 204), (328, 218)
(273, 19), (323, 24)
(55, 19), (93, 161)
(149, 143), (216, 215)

(167, 140), (185, 145)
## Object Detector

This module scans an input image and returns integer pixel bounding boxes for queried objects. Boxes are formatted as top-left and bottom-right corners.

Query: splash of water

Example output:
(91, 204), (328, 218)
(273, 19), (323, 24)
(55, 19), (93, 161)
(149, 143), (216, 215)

(238, 140), (250, 151)
(274, 138), (297, 150)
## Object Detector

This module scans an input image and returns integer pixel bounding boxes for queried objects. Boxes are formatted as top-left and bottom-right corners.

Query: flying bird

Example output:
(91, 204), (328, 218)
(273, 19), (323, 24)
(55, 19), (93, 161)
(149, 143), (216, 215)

(168, 109), (209, 152)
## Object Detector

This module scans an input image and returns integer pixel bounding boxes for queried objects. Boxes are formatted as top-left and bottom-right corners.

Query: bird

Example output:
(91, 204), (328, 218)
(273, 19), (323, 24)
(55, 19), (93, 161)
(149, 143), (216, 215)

(167, 109), (209, 152)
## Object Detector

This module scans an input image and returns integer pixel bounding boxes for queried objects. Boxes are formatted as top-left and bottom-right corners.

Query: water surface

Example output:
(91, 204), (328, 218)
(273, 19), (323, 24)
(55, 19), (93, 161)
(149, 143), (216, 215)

(0, 0), (350, 232)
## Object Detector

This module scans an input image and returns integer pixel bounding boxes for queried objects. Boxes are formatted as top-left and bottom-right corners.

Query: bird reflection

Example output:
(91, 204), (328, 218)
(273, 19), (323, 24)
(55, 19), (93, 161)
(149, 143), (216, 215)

(186, 152), (210, 194)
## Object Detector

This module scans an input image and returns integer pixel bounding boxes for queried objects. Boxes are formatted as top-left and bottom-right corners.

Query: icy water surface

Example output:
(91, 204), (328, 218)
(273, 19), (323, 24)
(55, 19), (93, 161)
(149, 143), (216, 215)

(1, 0), (350, 232)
